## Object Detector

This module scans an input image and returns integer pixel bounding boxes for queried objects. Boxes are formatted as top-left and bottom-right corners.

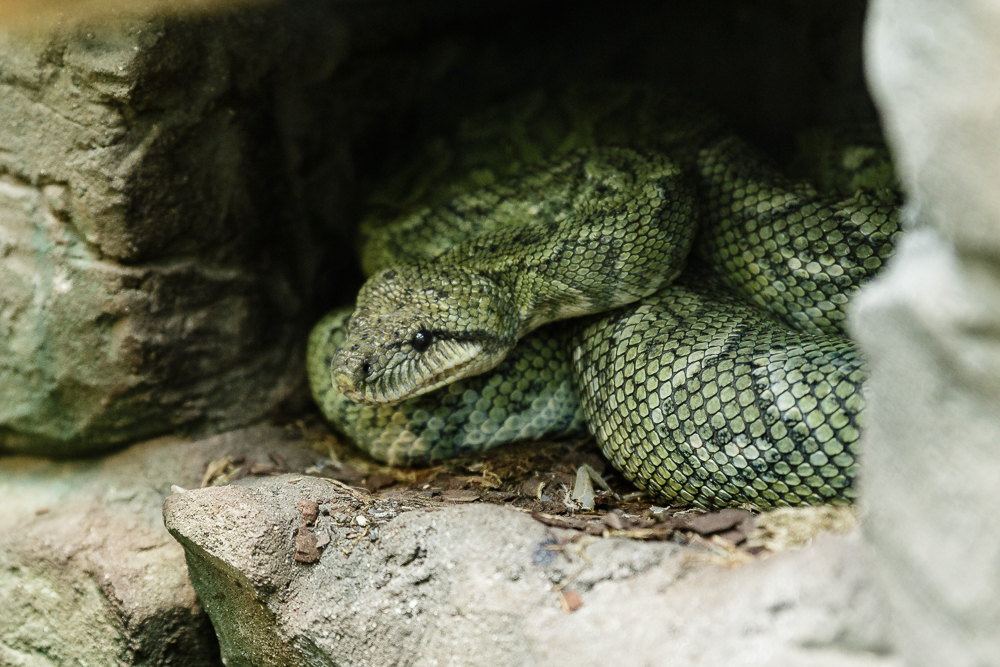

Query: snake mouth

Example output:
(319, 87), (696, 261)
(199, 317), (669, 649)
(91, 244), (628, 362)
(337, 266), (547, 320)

(334, 340), (486, 406)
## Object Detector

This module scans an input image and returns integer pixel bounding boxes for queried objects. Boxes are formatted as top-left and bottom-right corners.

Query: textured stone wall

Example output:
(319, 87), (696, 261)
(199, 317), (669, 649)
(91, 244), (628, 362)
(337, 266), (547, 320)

(0, 10), (340, 455)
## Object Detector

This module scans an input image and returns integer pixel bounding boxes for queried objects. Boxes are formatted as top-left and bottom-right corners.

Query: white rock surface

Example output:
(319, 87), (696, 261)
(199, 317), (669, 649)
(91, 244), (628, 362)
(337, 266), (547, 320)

(165, 475), (900, 667)
(858, 1), (1000, 665)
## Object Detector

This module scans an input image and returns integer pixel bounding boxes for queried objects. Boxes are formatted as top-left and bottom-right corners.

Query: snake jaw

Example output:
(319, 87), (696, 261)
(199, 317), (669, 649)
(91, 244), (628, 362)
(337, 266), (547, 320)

(331, 369), (366, 403)
(331, 339), (492, 406)
(389, 339), (488, 402)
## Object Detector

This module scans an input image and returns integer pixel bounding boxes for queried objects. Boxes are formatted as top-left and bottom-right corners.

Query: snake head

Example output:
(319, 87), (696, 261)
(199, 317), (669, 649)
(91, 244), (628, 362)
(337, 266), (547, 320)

(330, 264), (519, 405)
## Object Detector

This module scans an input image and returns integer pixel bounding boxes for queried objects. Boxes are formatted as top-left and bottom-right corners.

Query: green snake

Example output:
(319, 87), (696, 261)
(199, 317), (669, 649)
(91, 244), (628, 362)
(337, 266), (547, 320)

(307, 85), (901, 509)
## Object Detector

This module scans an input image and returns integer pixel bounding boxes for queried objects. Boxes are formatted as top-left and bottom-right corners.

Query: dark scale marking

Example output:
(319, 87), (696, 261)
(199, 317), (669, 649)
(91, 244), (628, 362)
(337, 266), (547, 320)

(308, 86), (898, 509)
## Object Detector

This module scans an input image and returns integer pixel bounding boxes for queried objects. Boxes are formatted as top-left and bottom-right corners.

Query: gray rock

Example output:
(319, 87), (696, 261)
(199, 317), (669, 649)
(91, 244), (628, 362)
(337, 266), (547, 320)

(0, 424), (321, 666)
(0, 0), (525, 457)
(165, 475), (900, 667)
(0, 8), (344, 456)
(856, 1), (1000, 664)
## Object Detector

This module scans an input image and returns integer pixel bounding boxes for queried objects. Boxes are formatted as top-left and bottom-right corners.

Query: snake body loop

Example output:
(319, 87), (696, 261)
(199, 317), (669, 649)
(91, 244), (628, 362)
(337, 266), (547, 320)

(308, 86), (901, 509)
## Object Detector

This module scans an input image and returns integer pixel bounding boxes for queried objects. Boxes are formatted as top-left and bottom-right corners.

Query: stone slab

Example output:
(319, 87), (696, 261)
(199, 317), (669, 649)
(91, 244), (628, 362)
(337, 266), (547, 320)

(858, 1), (1000, 664)
(165, 474), (901, 667)
(0, 424), (321, 666)
(0, 6), (343, 455)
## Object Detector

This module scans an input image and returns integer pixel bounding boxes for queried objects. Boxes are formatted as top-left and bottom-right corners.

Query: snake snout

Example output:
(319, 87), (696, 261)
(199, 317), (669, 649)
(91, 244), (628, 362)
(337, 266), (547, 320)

(331, 368), (357, 397)
(329, 343), (373, 400)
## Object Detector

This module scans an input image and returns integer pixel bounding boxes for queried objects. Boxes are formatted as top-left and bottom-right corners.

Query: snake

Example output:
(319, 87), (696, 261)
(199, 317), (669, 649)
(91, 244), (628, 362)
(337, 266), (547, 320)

(307, 85), (901, 509)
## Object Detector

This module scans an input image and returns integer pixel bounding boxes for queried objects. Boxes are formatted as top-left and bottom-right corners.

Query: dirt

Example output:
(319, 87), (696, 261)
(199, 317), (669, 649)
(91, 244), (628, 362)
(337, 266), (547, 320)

(198, 412), (778, 558)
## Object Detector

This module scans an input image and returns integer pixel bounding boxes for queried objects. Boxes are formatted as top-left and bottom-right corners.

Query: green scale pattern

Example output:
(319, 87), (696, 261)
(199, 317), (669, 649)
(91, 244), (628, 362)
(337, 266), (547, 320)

(331, 146), (699, 407)
(307, 85), (903, 509)
(695, 134), (900, 336)
(309, 309), (584, 465)
(571, 274), (866, 508)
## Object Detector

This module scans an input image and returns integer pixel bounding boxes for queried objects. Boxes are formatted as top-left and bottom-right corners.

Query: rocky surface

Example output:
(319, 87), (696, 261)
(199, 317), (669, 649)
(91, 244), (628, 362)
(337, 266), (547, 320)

(15, 0), (994, 664)
(165, 474), (900, 667)
(0, 424), (321, 666)
(855, 1), (1000, 665)
(2, 417), (897, 666)
(0, 4), (344, 456)
(0, 0), (534, 457)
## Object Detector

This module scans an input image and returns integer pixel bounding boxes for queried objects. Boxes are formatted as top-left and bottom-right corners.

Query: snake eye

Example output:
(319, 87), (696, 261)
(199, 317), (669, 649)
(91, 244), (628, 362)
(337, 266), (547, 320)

(410, 329), (433, 353)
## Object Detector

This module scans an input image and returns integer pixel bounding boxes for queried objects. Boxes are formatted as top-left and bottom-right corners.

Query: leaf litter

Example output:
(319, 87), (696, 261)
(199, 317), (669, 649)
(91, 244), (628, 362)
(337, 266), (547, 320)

(193, 413), (858, 564)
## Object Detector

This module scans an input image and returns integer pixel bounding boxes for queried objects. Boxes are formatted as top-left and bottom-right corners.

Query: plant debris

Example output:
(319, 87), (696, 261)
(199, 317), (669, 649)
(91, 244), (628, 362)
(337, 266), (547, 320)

(744, 505), (857, 552)
(199, 414), (859, 561)
(294, 499), (324, 563)
(559, 590), (584, 613)
(295, 526), (322, 563)
(200, 453), (290, 487)
(297, 500), (320, 526)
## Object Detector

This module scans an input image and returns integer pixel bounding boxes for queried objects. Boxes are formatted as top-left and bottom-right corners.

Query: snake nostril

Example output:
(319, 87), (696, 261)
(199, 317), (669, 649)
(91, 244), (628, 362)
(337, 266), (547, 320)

(359, 360), (372, 378)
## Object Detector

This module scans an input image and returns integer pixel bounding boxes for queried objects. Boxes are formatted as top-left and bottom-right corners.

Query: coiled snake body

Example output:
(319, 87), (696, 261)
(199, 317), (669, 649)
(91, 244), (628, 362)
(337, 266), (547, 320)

(308, 86), (900, 509)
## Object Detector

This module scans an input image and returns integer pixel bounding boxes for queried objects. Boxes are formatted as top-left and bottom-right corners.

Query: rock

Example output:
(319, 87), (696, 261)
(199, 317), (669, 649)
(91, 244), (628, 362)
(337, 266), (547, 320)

(165, 475), (900, 667)
(0, 0), (521, 457)
(0, 6), (347, 456)
(0, 0), (259, 29)
(856, 1), (1000, 664)
(0, 424), (321, 666)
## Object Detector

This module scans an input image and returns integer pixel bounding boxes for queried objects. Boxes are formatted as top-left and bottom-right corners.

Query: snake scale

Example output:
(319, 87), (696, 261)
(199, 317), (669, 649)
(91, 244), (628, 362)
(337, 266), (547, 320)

(308, 85), (901, 509)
